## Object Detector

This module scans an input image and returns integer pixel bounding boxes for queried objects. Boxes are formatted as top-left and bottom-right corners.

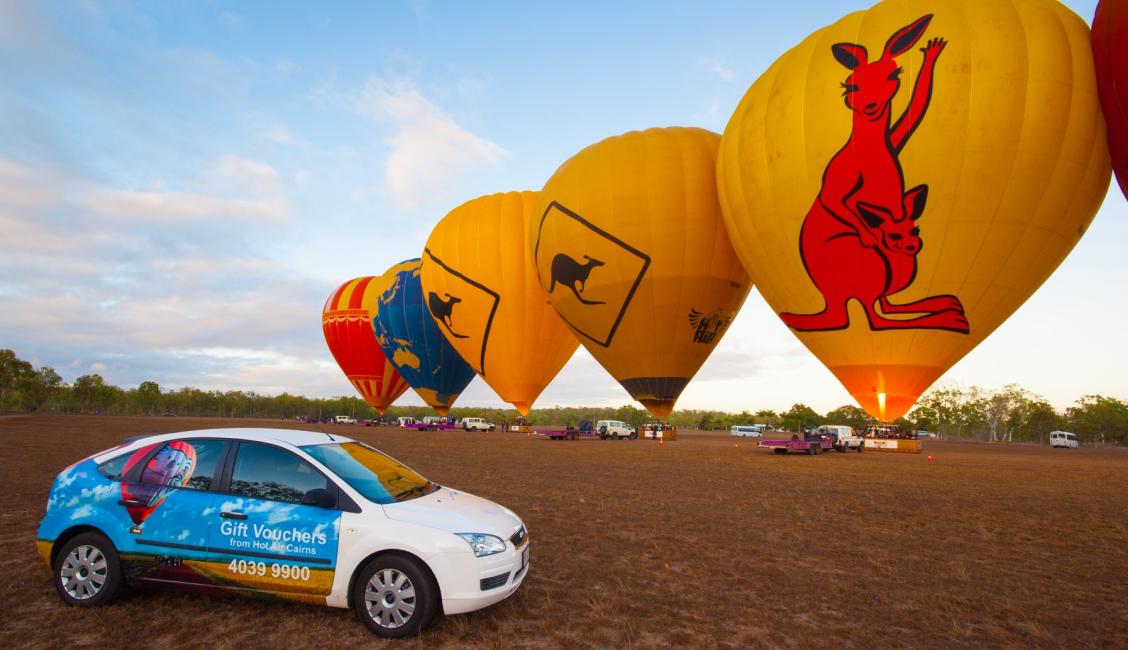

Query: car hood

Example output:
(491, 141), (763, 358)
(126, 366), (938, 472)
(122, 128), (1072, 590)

(382, 488), (521, 538)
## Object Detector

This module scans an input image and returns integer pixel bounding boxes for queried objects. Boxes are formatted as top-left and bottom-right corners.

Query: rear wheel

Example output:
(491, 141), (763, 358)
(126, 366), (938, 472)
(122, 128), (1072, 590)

(53, 532), (123, 607)
(353, 555), (439, 638)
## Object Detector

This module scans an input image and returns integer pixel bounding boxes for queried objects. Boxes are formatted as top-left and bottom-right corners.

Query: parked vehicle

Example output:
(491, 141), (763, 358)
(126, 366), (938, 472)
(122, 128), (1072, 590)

(397, 417), (418, 427)
(406, 417), (457, 432)
(35, 428), (529, 638)
(758, 433), (835, 455)
(462, 417), (495, 432)
(540, 425), (592, 440)
(815, 424), (864, 452)
(1050, 431), (1080, 448)
(333, 415), (356, 425)
(730, 425), (763, 437)
(596, 420), (637, 440)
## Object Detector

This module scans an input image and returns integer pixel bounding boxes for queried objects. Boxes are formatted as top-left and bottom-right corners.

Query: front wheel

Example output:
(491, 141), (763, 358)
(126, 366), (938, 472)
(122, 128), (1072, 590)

(857, 443), (864, 453)
(53, 531), (123, 607)
(629, 432), (637, 440)
(353, 554), (439, 638)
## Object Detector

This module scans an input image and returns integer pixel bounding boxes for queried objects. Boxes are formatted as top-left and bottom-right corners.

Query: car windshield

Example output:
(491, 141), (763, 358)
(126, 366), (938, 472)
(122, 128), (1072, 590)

(301, 442), (438, 505)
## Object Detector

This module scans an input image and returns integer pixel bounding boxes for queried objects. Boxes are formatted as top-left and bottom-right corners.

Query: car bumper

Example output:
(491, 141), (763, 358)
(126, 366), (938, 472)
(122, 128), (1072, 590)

(440, 541), (530, 615)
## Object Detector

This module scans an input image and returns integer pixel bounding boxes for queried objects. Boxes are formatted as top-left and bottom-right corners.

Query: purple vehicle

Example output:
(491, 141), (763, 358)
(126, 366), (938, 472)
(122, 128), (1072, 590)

(758, 432), (836, 455)
(405, 417), (458, 431)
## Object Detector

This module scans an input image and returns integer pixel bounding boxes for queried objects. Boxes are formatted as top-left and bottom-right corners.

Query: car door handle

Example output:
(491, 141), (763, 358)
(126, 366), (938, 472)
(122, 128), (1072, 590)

(220, 511), (248, 520)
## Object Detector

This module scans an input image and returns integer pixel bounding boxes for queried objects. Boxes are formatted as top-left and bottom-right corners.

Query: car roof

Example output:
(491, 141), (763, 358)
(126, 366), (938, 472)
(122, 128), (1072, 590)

(94, 427), (355, 463)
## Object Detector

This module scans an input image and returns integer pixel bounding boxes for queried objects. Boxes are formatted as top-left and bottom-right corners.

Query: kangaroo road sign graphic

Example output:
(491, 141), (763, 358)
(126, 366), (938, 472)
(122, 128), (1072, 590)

(421, 250), (499, 375)
(534, 201), (650, 347)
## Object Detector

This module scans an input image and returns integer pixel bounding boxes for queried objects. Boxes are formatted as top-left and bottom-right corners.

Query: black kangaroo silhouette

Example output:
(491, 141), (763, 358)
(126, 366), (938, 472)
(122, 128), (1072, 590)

(548, 254), (605, 305)
(427, 292), (469, 339)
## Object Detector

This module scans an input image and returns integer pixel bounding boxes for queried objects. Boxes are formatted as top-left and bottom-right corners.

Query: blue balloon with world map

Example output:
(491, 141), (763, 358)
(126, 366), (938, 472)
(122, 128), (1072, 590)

(373, 258), (476, 414)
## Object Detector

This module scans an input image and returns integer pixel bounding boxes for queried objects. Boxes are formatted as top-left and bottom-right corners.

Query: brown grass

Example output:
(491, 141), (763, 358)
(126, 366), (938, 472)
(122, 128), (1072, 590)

(1, 414), (1126, 648)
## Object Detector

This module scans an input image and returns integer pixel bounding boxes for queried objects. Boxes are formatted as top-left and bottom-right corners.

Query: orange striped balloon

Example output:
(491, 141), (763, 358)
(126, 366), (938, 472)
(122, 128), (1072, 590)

(322, 277), (409, 413)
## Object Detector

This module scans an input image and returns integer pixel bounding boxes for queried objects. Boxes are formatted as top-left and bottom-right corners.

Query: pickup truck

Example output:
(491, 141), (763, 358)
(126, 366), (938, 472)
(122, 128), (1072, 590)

(758, 434), (835, 455)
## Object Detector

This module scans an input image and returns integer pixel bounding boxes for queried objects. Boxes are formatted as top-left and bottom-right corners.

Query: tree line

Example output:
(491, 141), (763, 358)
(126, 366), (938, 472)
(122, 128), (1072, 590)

(2, 349), (1124, 444)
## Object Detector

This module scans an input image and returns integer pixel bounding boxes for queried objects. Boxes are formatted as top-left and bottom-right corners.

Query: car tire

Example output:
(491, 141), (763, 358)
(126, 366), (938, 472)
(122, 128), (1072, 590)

(353, 554), (439, 638)
(857, 443), (864, 453)
(53, 531), (123, 607)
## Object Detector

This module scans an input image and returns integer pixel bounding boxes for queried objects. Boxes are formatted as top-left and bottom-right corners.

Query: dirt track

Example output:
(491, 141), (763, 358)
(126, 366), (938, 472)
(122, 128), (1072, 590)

(1, 414), (1126, 648)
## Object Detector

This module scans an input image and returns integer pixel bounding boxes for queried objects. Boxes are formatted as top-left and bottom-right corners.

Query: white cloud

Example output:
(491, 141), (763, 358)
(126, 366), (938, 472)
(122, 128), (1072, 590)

(275, 59), (302, 74)
(355, 78), (505, 209)
(86, 189), (287, 223)
(699, 57), (735, 81)
(214, 154), (283, 195)
(260, 123), (296, 145)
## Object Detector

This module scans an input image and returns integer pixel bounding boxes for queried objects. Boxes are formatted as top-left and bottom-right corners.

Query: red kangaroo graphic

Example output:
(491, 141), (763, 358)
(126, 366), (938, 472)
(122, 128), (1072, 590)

(779, 14), (969, 334)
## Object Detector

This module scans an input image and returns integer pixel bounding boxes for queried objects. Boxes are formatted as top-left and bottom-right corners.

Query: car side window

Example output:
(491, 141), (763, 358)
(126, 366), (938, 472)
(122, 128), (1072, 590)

(229, 442), (329, 504)
(138, 439), (226, 491)
(97, 453), (131, 481)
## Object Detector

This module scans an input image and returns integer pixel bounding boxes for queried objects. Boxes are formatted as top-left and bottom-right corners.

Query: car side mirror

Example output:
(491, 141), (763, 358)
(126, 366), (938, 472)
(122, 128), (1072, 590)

(301, 488), (336, 509)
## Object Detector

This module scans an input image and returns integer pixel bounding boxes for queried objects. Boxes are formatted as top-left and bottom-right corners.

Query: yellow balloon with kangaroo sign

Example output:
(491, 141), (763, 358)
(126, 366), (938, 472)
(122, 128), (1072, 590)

(420, 191), (578, 416)
(529, 127), (751, 418)
(717, 0), (1110, 421)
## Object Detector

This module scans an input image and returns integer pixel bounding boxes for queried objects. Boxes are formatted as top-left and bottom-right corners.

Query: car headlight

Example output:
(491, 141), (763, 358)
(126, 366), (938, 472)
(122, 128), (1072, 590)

(455, 533), (507, 557)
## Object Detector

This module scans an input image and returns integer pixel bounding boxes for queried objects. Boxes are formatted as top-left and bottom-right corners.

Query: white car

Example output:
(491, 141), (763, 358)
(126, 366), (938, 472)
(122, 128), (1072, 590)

(462, 417), (495, 432)
(35, 428), (529, 638)
(1050, 431), (1080, 448)
(596, 420), (637, 440)
(334, 415), (357, 424)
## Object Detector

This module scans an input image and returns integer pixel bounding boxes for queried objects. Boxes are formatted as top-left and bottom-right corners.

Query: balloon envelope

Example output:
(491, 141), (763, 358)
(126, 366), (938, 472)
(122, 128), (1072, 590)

(530, 127), (751, 418)
(373, 259), (476, 415)
(322, 277), (410, 413)
(119, 441), (197, 526)
(421, 191), (578, 415)
(1094, 0), (1128, 200)
(717, 0), (1110, 420)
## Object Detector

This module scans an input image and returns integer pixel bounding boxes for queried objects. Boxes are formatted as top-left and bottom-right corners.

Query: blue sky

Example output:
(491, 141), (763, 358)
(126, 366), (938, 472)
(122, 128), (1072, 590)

(2, 0), (1123, 415)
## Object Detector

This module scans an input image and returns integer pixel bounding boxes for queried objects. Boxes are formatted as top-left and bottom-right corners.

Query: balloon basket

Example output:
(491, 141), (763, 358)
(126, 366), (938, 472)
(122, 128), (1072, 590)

(863, 438), (921, 454)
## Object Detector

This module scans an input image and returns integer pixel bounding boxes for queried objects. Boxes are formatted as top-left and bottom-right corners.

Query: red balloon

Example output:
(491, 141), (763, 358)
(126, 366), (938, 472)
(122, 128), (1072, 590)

(322, 277), (410, 413)
(1094, 0), (1128, 200)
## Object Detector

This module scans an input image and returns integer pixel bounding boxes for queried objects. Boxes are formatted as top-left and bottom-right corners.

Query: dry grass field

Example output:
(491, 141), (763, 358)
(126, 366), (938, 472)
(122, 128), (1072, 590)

(1, 414), (1126, 648)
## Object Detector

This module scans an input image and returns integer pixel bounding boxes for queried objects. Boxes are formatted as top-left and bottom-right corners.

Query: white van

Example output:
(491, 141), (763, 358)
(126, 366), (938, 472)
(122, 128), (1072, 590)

(334, 415), (357, 425)
(397, 416), (418, 427)
(596, 420), (636, 440)
(817, 424), (864, 452)
(1050, 431), (1080, 448)
(730, 425), (763, 437)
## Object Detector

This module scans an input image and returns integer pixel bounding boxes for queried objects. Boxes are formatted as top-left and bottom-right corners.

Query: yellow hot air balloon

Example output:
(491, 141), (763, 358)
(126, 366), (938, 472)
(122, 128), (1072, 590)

(530, 127), (751, 418)
(420, 191), (578, 415)
(717, 0), (1110, 421)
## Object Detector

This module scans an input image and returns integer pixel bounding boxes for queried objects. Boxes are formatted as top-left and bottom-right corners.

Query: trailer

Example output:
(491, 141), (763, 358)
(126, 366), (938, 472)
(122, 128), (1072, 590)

(538, 426), (594, 440)
(404, 417), (458, 431)
(758, 435), (835, 455)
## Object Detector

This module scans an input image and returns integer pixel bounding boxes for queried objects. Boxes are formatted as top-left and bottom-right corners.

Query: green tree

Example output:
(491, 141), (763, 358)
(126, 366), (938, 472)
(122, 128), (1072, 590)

(824, 405), (873, 431)
(781, 403), (820, 432)
(72, 374), (106, 414)
(137, 380), (162, 415)
(1066, 395), (1128, 445)
(27, 366), (63, 411)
